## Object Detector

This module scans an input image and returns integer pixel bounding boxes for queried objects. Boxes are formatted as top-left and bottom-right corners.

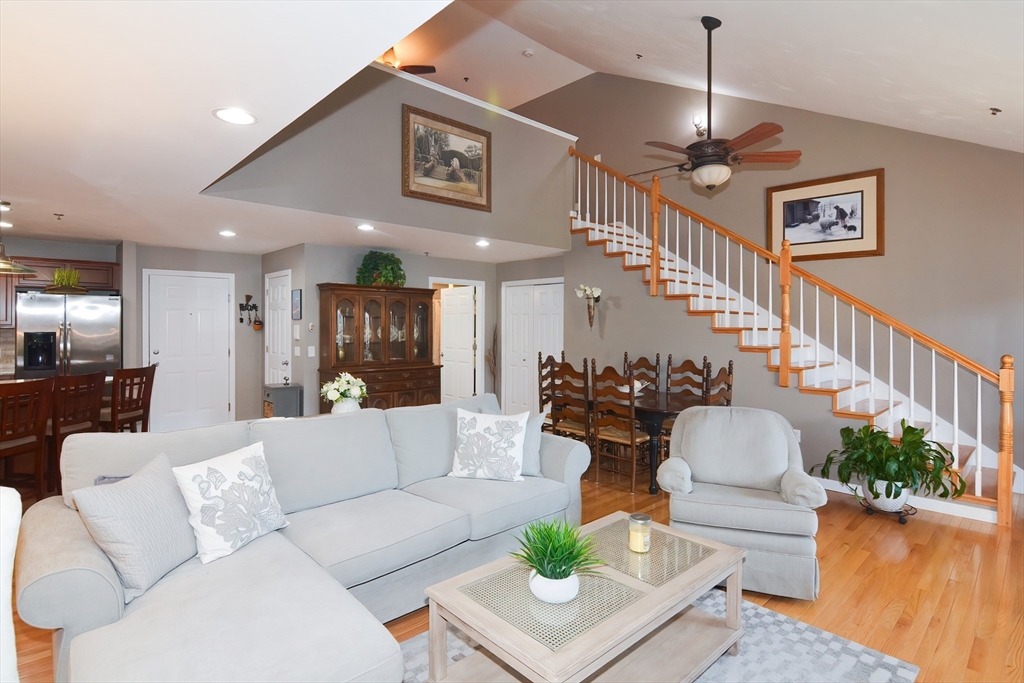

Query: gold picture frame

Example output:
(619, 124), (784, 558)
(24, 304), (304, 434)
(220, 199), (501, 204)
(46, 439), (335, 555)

(766, 169), (884, 261)
(402, 104), (491, 212)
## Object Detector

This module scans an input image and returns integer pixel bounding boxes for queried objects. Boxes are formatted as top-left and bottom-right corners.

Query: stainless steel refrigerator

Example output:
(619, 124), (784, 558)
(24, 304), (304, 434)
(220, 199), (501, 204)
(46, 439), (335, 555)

(15, 292), (122, 379)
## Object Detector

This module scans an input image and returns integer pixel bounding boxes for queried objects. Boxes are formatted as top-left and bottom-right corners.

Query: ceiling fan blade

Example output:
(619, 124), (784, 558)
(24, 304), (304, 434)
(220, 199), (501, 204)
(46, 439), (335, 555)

(725, 122), (784, 152)
(626, 163), (688, 178)
(732, 151), (802, 164)
(644, 141), (695, 157)
(399, 65), (436, 75)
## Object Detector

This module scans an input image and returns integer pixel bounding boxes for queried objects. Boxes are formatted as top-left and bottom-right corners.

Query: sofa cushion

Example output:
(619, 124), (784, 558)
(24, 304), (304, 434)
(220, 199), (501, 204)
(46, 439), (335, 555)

(61, 421), (251, 509)
(68, 532), (404, 683)
(280, 489), (469, 587)
(250, 410), (398, 514)
(450, 409), (529, 481)
(386, 394), (501, 488)
(669, 482), (818, 536)
(403, 476), (570, 540)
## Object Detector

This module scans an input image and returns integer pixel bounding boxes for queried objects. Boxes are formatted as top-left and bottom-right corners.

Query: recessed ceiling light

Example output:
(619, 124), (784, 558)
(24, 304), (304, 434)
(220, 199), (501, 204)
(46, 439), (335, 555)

(213, 108), (257, 125)
(357, 224), (375, 231)
(219, 230), (236, 237)
(476, 239), (489, 247)
(0, 201), (10, 212)
(0, 221), (12, 229)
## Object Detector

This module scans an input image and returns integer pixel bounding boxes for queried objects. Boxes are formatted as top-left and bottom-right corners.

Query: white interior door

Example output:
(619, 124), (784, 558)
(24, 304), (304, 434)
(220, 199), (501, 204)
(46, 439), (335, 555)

(503, 285), (534, 416)
(264, 271), (291, 385)
(147, 273), (232, 431)
(533, 284), (564, 369)
(440, 286), (476, 402)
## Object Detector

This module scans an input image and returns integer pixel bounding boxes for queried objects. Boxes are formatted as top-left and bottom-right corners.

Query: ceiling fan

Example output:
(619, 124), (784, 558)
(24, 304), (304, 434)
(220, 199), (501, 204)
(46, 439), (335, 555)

(630, 16), (801, 190)
(380, 47), (436, 75)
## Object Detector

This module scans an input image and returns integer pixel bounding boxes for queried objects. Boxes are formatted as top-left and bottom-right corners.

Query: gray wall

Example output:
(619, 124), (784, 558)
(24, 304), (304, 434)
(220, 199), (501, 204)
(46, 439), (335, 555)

(135, 246), (264, 420)
(515, 73), (1024, 468)
(496, 255), (564, 284)
(206, 65), (574, 251)
(264, 245), (498, 416)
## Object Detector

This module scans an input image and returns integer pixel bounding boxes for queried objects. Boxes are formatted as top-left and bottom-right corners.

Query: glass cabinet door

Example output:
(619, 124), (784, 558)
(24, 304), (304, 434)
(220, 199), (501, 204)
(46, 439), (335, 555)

(362, 297), (383, 363)
(388, 300), (407, 362)
(412, 298), (431, 362)
(334, 298), (357, 365)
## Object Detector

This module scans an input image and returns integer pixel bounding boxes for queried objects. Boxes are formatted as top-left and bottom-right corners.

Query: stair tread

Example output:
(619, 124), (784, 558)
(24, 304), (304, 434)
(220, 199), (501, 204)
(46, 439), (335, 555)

(962, 467), (999, 500)
(834, 398), (901, 417)
(888, 420), (932, 439)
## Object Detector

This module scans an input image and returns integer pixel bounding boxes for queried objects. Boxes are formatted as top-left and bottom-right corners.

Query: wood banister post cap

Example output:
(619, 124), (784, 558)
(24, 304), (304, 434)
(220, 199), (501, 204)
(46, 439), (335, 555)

(782, 240), (791, 250)
(1001, 355), (1014, 369)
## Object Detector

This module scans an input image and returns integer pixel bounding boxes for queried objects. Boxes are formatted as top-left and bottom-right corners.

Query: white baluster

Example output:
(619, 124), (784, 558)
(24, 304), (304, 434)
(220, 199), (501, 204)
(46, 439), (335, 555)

(712, 231), (718, 313)
(953, 361), (959, 469)
(576, 155), (581, 221)
(768, 263), (773, 349)
(909, 340), (915, 426)
(888, 326), (894, 432)
(699, 223), (705, 308)
(814, 286), (820, 387)
(586, 162), (590, 223)
(675, 212), (680, 290)
(738, 247), (744, 330)
(851, 306), (857, 389)
(613, 178), (618, 250)
(799, 277), (805, 365)
(631, 186), (637, 264)
(642, 195), (647, 264)
(975, 375), (982, 497)
(753, 254), (759, 345)
(930, 350), (937, 438)
(832, 296), (838, 389)
(725, 237), (731, 325)
(687, 217), (693, 295)
(869, 316), (876, 414)
(603, 171), (608, 227)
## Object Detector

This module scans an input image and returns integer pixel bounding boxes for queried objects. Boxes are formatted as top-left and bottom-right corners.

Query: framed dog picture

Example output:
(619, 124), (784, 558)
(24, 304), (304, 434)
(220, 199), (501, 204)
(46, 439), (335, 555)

(402, 104), (491, 212)
(766, 169), (884, 261)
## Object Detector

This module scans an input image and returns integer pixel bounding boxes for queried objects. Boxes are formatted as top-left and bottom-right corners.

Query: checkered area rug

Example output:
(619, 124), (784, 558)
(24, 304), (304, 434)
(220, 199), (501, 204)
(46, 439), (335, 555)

(400, 589), (919, 682)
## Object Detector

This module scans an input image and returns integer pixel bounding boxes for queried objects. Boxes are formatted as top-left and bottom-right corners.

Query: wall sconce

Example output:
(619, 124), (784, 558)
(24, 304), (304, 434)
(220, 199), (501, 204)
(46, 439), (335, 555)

(693, 113), (707, 138)
(575, 284), (602, 330)
(240, 295), (261, 330)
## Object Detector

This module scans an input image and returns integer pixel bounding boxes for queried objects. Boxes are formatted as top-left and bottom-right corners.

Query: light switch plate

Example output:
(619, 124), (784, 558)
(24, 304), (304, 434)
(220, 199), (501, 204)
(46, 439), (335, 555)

(308, 346), (316, 358)
(294, 346), (300, 357)
(293, 324), (300, 341)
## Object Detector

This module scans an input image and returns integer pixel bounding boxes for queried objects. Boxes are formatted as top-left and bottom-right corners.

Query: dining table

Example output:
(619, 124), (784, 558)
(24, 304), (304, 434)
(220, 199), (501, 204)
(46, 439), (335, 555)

(632, 390), (705, 494)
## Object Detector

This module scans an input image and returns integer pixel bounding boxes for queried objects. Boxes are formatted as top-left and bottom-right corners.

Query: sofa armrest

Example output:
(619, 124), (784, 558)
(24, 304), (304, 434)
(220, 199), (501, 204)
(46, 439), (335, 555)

(15, 497), (124, 634)
(539, 433), (591, 526)
(656, 457), (693, 494)
(781, 469), (828, 509)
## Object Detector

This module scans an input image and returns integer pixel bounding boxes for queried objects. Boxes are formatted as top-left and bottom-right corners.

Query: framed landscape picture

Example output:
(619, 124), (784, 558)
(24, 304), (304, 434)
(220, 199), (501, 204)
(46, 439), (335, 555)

(766, 169), (884, 261)
(402, 104), (491, 212)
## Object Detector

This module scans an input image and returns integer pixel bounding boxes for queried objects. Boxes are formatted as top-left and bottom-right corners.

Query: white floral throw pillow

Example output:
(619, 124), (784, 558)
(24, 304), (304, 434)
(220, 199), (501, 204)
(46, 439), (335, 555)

(171, 442), (287, 564)
(449, 409), (529, 482)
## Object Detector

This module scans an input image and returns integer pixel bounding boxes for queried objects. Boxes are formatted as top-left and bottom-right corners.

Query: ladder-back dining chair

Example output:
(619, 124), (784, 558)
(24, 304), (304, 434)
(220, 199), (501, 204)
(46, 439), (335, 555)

(659, 355), (711, 461)
(623, 352), (661, 392)
(550, 356), (591, 452)
(101, 365), (156, 433)
(538, 352), (561, 433)
(707, 360), (735, 406)
(591, 360), (650, 494)
(0, 378), (54, 499)
(49, 371), (105, 492)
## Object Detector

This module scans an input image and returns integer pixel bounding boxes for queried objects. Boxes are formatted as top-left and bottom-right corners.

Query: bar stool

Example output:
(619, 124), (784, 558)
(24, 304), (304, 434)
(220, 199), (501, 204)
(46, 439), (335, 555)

(49, 372), (105, 492)
(0, 378), (54, 499)
(101, 366), (156, 433)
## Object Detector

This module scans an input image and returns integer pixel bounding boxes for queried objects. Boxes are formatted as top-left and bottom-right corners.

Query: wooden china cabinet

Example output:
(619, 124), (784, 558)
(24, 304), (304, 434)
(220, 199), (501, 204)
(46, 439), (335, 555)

(317, 283), (440, 413)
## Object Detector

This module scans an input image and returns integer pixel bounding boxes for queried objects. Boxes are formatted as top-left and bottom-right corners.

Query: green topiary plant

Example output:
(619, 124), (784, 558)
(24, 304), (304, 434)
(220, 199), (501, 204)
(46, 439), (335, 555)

(510, 519), (603, 580)
(356, 251), (406, 287)
(809, 420), (966, 501)
(52, 268), (81, 288)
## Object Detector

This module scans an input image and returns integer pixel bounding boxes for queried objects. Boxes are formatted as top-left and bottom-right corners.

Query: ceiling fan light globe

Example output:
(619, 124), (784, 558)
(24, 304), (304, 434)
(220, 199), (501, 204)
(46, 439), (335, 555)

(691, 163), (731, 191)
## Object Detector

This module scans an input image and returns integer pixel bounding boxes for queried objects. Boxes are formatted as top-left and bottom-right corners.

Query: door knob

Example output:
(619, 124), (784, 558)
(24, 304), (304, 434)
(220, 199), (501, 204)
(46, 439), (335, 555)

(282, 360), (289, 366)
(152, 349), (160, 355)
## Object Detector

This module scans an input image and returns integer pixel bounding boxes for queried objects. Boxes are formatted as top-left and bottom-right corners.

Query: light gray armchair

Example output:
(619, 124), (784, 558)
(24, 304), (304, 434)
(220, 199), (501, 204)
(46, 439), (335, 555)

(657, 406), (827, 600)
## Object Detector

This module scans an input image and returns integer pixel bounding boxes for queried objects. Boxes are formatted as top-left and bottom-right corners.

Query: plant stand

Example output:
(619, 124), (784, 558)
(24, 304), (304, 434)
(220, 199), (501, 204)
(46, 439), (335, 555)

(860, 498), (917, 524)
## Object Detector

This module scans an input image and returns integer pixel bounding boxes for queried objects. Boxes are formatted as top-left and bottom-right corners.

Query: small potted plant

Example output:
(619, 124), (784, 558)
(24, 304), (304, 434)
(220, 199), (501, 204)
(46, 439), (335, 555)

(356, 251), (407, 288)
(44, 267), (86, 294)
(810, 420), (966, 514)
(510, 519), (602, 604)
(320, 373), (368, 414)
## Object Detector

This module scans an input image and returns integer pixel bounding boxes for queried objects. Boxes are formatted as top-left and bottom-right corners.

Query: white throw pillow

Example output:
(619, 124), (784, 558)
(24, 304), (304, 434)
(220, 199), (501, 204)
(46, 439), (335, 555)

(449, 409), (529, 482)
(172, 442), (287, 564)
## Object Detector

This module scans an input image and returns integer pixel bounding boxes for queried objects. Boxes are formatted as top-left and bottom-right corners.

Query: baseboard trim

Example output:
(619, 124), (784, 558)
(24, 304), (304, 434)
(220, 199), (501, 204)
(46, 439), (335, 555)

(813, 476), (999, 524)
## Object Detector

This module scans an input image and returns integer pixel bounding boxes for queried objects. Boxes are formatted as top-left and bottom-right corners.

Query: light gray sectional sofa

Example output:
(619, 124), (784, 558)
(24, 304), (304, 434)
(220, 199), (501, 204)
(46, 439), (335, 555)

(15, 395), (590, 683)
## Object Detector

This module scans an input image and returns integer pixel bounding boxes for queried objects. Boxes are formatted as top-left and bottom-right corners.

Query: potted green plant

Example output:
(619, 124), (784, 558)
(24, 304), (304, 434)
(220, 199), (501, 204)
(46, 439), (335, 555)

(45, 267), (86, 294)
(510, 519), (603, 604)
(356, 251), (407, 288)
(810, 419), (966, 513)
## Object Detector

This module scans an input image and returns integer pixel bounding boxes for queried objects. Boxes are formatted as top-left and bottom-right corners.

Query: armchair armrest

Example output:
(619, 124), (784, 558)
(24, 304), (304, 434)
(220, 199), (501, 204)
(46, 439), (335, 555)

(781, 469), (828, 508)
(656, 457), (693, 494)
(539, 433), (591, 526)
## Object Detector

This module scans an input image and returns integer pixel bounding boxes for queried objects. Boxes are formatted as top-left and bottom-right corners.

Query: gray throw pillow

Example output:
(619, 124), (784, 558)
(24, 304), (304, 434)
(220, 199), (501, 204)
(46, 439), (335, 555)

(74, 453), (197, 603)
(521, 412), (544, 477)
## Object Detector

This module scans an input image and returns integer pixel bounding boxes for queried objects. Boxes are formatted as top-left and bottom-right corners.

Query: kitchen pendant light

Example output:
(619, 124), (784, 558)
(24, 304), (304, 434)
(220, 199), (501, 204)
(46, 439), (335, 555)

(0, 202), (36, 275)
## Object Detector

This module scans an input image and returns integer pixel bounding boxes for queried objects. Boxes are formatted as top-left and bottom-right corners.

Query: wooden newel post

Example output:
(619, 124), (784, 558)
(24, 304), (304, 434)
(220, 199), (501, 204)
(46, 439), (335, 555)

(998, 355), (1014, 528)
(650, 176), (661, 297)
(778, 240), (792, 387)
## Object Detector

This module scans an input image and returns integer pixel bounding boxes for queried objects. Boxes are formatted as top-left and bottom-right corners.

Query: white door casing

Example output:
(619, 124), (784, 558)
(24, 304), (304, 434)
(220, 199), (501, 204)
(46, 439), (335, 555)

(264, 270), (291, 385)
(501, 278), (565, 416)
(440, 286), (476, 402)
(143, 270), (234, 432)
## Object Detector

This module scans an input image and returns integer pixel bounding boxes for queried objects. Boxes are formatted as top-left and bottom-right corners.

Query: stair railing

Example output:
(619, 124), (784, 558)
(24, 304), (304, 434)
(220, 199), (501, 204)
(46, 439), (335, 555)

(570, 146), (1015, 527)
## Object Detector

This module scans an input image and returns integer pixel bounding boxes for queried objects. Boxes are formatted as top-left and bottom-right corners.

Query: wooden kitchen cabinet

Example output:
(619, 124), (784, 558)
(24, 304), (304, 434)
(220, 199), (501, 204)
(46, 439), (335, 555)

(0, 256), (121, 328)
(317, 283), (441, 414)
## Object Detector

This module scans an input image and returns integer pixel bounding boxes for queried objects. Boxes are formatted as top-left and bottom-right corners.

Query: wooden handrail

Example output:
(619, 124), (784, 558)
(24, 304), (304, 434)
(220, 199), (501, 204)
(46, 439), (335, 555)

(569, 147), (657, 195)
(790, 264), (999, 383)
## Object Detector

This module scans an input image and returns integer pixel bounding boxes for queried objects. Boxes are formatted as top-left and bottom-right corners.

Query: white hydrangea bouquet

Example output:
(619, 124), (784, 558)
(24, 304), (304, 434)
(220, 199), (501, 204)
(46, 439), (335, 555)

(320, 372), (368, 413)
(576, 284), (602, 329)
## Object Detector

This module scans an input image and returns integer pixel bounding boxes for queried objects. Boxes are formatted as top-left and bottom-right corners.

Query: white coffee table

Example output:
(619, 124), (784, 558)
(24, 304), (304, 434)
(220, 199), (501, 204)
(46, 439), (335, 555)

(424, 511), (745, 683)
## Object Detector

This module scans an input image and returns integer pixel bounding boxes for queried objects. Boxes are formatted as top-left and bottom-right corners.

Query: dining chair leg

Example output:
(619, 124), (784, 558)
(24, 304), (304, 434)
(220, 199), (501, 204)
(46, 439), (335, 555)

(35, 447), (46, 499)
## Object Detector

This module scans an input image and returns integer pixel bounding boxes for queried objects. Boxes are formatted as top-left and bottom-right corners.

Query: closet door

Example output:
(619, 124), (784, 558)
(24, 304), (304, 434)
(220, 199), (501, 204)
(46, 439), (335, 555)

(502, 285), (535, 416)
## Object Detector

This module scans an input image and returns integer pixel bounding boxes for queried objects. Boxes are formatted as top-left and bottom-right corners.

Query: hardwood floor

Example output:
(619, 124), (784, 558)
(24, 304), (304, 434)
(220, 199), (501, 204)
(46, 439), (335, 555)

(12, 475), (1023, 682)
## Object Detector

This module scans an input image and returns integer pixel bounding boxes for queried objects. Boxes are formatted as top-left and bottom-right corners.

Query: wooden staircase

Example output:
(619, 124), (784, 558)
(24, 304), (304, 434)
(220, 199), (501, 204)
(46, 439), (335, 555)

(569, 147), (1016, 526)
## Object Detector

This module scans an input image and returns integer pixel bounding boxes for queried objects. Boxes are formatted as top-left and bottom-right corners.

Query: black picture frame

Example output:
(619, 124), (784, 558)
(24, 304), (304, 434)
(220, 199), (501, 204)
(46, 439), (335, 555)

(291, 289), (302, 320)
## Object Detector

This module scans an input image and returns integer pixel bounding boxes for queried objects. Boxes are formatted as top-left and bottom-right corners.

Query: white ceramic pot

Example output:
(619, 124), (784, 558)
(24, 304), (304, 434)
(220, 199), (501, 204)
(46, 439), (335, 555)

(331, 398), (360, 414)
(529, 571), (579, 604)
(863, 480), (910, 512)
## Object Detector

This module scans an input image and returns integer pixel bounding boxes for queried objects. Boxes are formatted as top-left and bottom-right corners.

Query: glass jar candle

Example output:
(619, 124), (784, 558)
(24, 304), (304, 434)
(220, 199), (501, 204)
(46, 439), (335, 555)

(628, 513), (651, 553)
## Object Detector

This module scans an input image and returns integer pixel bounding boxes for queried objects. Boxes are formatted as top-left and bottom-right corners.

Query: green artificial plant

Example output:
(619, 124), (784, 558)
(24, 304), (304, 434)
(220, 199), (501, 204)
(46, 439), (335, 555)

(510, 519), (603, 580)
(52, 268), (81, 288)
(356, 251), (407, 287)
(809, 419), (966, 501)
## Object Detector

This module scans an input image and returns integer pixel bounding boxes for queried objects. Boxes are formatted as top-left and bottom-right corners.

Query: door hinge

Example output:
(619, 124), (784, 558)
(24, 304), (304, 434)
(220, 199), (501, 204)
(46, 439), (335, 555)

(228, 348), (231, 357)
(228, 402), (231, 412)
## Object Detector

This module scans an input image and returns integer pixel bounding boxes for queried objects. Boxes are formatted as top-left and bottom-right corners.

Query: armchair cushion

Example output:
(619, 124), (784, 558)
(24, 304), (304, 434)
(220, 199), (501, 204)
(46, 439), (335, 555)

(780, 469), (828, 509)
(669, 482), (818, 536)
(655, 457), (693, 494)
